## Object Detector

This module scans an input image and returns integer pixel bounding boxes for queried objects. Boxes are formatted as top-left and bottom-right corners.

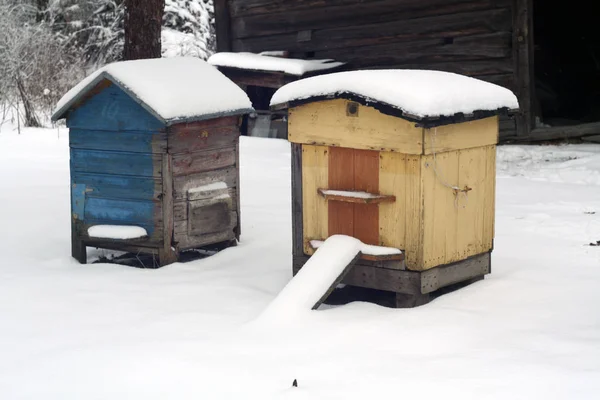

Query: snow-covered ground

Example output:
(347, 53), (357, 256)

(0, 124), (599, 399)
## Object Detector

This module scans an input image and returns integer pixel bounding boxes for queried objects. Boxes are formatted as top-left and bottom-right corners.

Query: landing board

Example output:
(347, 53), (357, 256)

(261, 235), (402, 319)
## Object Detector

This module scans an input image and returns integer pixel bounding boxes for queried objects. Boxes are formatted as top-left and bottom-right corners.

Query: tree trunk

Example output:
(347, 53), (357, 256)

(16, 77), (41, 128)
(124, 0), (165, 60)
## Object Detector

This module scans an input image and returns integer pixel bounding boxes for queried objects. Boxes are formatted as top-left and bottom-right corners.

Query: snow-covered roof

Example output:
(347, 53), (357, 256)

(270, 70), (520, 126)
(207, 52), (345, 77)
(52, 57), (254, 125)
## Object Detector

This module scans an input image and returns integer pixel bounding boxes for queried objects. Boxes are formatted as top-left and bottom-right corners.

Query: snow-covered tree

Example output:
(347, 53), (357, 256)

(0, 0), (85, 127)
(162, 0), (215, 59)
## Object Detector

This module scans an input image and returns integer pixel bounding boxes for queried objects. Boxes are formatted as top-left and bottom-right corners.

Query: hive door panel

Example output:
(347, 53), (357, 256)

(188, 198), (232, 236)
(327, 147), (380, 245)
(353, 149), (379, 245)
(328, 147), (355, 238)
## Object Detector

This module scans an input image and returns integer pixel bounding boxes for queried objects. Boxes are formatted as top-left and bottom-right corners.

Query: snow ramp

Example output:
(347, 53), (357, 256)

(259, 235), (402, 320)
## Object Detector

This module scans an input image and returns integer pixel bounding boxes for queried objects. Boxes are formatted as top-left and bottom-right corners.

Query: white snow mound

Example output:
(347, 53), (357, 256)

(88, 225), (148, 240)
(208, 52), (345, 76)
(53, 57), (253, 124)
(271, 69), (519, 118)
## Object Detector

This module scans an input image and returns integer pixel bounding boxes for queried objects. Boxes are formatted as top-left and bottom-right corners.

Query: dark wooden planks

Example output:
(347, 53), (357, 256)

(173, 167), (237, 201)
(168, 117), (239, 154)
(218, 67), (298, 89)
(513, 0), (534, 137)
(159, 153), (177, 266)
(293, 251), (491, 300)
(230, 0), (510, 19)
(291, 143), (304, 257)
(174, 212), (238, 250)
(172, 147), (236, 176)
(215, 0), (233, 51)
(233, 7), (511, 42)
(503, 121), (600, 143)
(223, 0), (516, 99)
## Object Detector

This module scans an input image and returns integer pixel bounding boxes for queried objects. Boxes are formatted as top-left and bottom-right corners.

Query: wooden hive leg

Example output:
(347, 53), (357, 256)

(395, 292), (431, 308)
(71, 230), (87, 264)
(158, 247), (178, 267)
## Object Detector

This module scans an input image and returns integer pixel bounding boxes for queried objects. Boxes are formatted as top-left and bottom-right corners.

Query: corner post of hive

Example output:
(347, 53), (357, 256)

(71, 220), (87, 264)
(159, 152), (177, 266)
(291, 143), (304, 259)
(234, 137), (242, 241)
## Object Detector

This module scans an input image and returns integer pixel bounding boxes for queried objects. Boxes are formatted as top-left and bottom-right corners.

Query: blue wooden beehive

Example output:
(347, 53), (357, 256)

(52, 57), (253, 267)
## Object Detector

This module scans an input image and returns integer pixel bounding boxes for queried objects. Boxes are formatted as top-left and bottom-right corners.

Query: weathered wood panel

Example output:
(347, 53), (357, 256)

(303, 32), (512, 66)
(423, 117), (498, 155)
(230, 0), (510, 19)
(215, 0), (233, 51)
(160, 153), (177, 265)
(291, 144), (304, 257)
(293, 251), (490, 297)
(233, 8), (511, 46)
(218, 68), (297, 89)
(381, 58), (514, 78)
(70, 129), (167, 154)
(72, 173), (162, 202)
(168, 117), (240, 154)
(188, 201), (233, 236)
(289, 99), (424, 153)
(173, 167), (237, 201)
(173, 189), (238, 221)
(174, 212), (238, 250)
(513, 0), (533, 136)
(67, 83), (164, 132)
(70, 149), (162, 178)
(302, 145), (329, 254)
(172, 146), (236, 176)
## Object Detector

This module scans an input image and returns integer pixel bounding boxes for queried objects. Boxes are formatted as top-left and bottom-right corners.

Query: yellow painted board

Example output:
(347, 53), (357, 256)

(301, 145), (329, 255)
(421, 151), (461, 270)
(423, 116), (499, 155)
(482, 145), (497, 250)
(419, 145), (495, 270)
(403, 154), (424, 269)
(288, 99), (424, 154)
(379, 152), (407, 249)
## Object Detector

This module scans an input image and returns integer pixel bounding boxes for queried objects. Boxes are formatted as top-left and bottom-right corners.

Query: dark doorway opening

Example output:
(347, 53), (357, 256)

(533, 1), (600, 127)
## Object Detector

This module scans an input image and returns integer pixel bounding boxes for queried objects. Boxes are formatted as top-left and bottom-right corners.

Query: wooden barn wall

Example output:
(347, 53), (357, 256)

(216, 0), (519, 137)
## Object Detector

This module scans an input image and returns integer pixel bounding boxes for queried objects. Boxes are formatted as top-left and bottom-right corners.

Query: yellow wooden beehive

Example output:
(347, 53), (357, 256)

(272, 70), (519, 306)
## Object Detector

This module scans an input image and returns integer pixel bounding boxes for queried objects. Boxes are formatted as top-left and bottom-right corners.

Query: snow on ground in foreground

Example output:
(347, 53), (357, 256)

(1, 124), (600, 399)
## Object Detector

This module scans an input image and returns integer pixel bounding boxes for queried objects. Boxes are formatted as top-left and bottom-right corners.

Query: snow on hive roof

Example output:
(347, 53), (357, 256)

(52, 57), (254, 125)
(207, 52), (345, 76)
(270, 69), (520, 126)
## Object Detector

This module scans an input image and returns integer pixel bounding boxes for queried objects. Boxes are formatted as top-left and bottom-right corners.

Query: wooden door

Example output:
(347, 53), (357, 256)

(328, 147), (380, 245)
